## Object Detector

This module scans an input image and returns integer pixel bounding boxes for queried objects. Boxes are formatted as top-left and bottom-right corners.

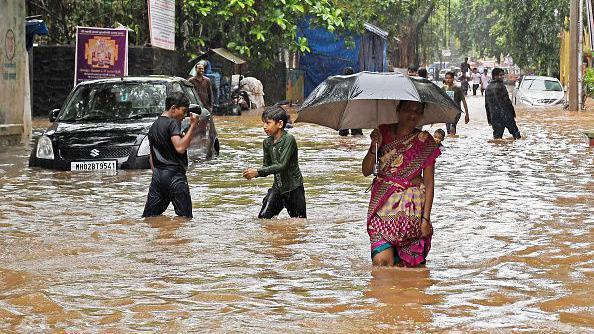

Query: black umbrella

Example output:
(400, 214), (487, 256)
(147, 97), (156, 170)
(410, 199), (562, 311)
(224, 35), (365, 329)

(296, 71), (463, 130)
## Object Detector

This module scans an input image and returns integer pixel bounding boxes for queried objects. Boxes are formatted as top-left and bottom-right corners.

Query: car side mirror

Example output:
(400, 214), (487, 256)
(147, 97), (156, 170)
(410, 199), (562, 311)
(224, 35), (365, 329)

(188, 103), (202, 116)
(49, 108), (60, 122)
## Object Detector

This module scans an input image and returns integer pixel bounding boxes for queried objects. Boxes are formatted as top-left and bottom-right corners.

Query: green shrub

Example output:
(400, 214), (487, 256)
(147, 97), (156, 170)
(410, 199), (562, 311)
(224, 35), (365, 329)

(583, 67), (594, 97)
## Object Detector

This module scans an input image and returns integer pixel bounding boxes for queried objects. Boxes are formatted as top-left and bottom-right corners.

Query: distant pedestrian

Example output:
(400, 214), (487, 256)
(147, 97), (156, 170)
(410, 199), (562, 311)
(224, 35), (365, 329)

(243, 106), (306, 219)
(142, 92), (199, 218)
(189, 62), (214, 112)
(470, 68), (481, 96)
(442, 71), (470, 135)
(339, 67), (363, 136)
(485, 68), (521, 139)
(460, 73), (470, 96)
(407, 64), (419, 76)
(417, 68), (428, 79)
(460, 57), (471, 77)
(480, 70), (490, 95)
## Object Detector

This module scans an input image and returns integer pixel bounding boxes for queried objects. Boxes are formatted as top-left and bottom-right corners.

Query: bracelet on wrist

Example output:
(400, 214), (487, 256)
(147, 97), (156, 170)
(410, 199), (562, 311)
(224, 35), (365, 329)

(421, 217), (430, 223)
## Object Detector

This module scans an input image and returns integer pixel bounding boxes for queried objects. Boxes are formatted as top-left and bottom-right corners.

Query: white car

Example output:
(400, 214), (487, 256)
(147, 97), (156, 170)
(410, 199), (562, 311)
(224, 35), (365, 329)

(513, 75), (565, 106)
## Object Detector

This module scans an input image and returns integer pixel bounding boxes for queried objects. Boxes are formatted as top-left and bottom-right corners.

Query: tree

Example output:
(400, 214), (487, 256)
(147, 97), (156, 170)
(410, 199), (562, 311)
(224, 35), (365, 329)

(27, 0), (150, 45)
(451, 0), (569, 74)
(336, 0), (439, 67)
(183, 0), (344, 65)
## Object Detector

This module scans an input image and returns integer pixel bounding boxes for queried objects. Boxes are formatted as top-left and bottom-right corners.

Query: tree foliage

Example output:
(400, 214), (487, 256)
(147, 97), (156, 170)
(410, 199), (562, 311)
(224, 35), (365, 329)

(183, 0), (344, 63)
(27, 0), (151, 45)
(27, 0), (571, 71)
(451, 0), (569, 74)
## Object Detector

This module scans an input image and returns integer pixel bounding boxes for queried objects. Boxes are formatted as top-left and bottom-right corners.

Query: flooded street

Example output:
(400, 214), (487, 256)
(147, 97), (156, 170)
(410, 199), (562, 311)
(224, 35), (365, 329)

(0, 95), (593, 332)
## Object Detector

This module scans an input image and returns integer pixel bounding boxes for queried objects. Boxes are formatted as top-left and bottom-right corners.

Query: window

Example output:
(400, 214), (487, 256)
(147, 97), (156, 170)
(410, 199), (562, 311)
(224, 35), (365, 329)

(60, 82), (168, 122)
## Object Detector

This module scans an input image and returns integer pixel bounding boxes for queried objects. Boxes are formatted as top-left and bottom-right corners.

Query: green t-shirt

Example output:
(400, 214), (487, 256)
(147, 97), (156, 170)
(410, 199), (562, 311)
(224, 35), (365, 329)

(442, 85), (464, 107)
(257, 130), (304, 194)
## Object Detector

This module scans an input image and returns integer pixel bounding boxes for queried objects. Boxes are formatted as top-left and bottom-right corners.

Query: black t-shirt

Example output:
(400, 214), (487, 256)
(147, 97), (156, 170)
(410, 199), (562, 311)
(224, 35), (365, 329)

(148, 116), (188, 170)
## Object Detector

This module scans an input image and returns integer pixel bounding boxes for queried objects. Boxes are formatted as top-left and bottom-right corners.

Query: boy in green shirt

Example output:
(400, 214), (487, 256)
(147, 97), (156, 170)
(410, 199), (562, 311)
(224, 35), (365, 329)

(243, 106), (306, 218)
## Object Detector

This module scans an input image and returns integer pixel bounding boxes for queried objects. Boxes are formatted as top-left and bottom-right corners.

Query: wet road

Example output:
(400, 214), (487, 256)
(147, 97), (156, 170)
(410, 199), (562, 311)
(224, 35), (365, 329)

(0, 95), (593, 332)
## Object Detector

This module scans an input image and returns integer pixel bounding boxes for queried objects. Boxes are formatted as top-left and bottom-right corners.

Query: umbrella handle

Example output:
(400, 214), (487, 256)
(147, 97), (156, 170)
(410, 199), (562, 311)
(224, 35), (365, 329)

(372, 142), (380, 176)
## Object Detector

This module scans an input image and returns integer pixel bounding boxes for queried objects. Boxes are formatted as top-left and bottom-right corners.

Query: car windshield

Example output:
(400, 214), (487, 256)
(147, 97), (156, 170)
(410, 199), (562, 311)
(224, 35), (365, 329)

(525, 79), (562, 91)
(59, 82), (169, 122)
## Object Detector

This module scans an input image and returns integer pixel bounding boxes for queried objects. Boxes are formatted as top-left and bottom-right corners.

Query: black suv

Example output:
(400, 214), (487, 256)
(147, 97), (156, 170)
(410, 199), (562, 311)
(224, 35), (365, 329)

(29, 76), (219, 171)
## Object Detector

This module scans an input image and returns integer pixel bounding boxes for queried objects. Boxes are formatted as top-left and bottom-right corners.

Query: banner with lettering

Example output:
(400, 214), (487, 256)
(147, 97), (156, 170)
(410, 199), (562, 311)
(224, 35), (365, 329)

(148, 0), (175, 50)
(75, 27), (128, 84)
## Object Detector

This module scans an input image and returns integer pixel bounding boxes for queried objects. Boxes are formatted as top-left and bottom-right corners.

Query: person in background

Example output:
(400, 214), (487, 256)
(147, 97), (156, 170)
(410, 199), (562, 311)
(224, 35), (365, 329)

(460, 57), (471, 77)
(407, 64), (419, 76)
(442, 71), (470, 135)
(189, 62), (214, 112)
(480, 70), (490, 95)
(339, 67), (363, 136)
(470, 68), (481, 96)
(417, 68), (428, 79)
(485, 68), (521, 139)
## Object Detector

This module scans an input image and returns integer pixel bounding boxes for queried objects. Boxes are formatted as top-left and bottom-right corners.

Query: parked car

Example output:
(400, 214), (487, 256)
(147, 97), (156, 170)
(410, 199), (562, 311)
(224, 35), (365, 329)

(512, 75), (565, 106)
(29, 76), (220, 171)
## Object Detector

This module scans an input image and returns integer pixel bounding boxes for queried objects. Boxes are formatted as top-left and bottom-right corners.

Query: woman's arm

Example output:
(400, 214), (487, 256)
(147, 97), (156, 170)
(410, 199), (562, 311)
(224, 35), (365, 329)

(421, 163), (435, 237)
(362, 129), (382, 176)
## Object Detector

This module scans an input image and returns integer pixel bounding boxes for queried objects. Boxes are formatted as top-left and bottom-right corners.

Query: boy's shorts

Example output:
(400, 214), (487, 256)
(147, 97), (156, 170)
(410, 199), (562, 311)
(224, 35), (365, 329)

(258, 185), (306, 219)
(142, 167), (193, 218)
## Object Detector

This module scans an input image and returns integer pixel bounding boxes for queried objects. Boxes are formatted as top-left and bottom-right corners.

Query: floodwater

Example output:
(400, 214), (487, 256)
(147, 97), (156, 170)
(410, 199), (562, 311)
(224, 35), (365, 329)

(0, 96), (593, 333)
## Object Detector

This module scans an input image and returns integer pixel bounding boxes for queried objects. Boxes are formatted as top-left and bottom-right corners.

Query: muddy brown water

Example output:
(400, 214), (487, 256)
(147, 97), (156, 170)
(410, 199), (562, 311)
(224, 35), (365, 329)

(0, 96), (593, 332)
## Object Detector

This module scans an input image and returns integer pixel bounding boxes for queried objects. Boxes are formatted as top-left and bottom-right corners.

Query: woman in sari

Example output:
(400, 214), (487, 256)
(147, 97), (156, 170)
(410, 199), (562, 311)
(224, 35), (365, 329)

(362, 100), (441, 267)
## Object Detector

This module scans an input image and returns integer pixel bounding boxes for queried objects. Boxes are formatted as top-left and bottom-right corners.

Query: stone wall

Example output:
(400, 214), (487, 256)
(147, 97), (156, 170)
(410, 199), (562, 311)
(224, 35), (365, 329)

(32, 46), (190, 117)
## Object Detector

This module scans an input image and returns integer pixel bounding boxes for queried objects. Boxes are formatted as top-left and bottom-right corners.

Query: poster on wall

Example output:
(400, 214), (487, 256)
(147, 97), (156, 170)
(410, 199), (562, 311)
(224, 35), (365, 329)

(74, 27), (128, 85)
(147, 0), (175, 50)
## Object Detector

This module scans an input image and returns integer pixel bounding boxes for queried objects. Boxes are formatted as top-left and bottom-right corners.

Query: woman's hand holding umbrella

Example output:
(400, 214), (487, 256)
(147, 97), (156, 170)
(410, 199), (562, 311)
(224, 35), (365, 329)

(369, 129), (383, 149)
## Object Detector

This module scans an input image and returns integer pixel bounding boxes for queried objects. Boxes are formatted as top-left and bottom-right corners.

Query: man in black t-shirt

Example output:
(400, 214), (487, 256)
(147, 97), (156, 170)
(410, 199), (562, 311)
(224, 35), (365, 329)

(142, 92), (198, 218)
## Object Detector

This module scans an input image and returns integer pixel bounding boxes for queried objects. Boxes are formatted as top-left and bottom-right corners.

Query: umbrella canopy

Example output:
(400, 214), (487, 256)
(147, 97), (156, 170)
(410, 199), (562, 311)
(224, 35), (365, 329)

(296, 71), (463, 130)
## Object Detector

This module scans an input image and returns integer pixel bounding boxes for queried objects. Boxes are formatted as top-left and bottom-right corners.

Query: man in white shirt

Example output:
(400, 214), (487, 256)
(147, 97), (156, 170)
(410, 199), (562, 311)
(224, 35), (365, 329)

(480, 70), (490, 95)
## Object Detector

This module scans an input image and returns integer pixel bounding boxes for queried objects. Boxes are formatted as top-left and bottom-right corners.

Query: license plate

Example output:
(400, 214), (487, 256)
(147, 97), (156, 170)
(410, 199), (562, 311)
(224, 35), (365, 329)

(71, 160), (117, 171)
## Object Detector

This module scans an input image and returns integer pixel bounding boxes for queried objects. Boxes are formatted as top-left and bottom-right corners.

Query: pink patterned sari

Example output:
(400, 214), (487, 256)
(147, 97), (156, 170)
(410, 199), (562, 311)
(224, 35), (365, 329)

(367, 125), (441, 267)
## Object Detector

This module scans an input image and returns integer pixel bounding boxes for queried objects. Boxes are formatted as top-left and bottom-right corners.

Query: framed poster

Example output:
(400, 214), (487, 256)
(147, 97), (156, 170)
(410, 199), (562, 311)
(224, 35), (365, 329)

(75, 27), (128, 84)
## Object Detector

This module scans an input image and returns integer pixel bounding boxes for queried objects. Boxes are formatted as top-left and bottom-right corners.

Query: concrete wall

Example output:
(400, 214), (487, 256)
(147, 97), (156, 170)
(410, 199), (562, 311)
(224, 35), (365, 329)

(32, 46), (190, 117)
(0, 0), (30, 145)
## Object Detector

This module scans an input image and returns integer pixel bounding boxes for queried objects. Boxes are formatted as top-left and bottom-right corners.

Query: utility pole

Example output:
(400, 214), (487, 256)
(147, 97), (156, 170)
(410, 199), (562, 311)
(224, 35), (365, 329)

(569, 0), (580, 111)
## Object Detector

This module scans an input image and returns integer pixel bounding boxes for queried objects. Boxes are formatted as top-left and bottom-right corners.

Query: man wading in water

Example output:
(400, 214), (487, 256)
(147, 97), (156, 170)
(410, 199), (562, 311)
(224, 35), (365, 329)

(142, 92), (199, 218)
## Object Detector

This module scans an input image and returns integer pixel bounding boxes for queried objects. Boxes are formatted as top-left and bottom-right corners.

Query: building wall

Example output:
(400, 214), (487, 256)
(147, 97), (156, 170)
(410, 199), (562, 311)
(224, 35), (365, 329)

(0, 0), (29, 145)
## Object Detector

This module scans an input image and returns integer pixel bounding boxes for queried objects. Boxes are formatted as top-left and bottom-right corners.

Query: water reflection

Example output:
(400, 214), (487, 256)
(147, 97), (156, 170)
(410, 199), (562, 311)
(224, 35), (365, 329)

(365, 267), (438, 325)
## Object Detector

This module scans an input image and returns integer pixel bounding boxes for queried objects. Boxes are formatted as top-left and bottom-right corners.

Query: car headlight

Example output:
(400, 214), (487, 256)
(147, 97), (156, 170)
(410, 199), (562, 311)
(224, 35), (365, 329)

(36, 135), (54, 160)
(137, 135), (150, 156)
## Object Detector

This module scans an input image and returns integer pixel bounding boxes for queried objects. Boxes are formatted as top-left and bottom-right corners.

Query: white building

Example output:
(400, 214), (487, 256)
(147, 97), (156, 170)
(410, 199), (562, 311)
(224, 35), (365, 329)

(0, 1), (31, 146)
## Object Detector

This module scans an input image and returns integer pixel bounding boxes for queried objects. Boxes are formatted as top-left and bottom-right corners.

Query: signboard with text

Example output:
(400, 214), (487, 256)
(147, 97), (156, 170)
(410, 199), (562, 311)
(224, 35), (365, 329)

(75, 27), (128, 84)
(148, 0), (175, 50)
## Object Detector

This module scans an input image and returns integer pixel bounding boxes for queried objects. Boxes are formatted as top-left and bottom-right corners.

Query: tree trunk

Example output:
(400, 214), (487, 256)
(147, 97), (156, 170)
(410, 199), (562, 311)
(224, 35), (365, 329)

(397, 3), (436, 67)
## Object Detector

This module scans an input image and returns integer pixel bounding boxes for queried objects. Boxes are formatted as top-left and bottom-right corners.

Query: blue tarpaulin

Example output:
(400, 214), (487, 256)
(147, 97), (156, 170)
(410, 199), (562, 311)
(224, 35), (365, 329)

(297, 20), (387, 97)
(26, 19), (48, 51)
